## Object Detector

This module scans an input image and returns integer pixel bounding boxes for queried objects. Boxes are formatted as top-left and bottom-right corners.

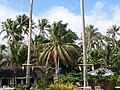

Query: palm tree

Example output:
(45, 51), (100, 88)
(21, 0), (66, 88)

(107, 25), (120, 39)
(32, 19), (50, 63)
(31, 35), (48, 64)
(0, 19), (21, 42)
(7, 42), (27, 66)
(8, 42), (27, 87)
(89, 30), (120, 71)
(39, 21), (78, 83)
(85, 25), (102, 69)
(107, 25), (120, 47)
(0, 14), (30, 87)
(85, 25), (101, 49)
(0, 41), (27, 87)
(0, 17), (29, 66)
(38, 19), (50, 37)
(16, 14), (29, 35)
(0, 14), (30, 42)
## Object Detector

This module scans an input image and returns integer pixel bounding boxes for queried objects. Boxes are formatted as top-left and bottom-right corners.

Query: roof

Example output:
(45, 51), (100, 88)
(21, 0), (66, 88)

(88, 68), (114, 76)
(0, 67), (38, 79)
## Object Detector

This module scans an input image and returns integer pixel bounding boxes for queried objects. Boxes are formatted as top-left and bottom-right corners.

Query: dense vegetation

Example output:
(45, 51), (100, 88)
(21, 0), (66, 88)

(0, 14), (120, 89)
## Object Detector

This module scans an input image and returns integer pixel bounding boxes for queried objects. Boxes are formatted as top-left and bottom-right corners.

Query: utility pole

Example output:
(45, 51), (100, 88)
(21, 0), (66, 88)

(80, 0), (88, 88)
(26, 0), (33, 88)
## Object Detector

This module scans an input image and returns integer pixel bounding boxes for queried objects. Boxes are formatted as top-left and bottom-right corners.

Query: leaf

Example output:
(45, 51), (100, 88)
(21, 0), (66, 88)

(57, 45), (66, 64)
(39, 46), (52, 65)
(61, 46), (77, 67)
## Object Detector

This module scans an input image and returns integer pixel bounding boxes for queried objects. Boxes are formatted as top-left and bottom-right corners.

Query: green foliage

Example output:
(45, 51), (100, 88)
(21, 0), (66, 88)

(88, 74), (116, 83)
(46, 82), (73, 90)
(16, 84), (27, 90)
(39, 21), (79, 67)
(1, 13), (120, 88)
(60, 72), (83, 83)
(30, 84), (44, 90)
(88, 75), (116, 89)
(115, 75), (120, 86)
(35, 67), (54, 88)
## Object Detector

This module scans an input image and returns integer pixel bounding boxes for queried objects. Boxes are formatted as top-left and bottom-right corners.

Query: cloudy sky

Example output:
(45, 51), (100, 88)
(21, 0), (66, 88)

(0, 0), (120, 43)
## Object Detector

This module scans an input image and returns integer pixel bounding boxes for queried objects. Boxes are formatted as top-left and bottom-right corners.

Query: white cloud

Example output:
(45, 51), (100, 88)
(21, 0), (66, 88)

(1, 1), (120, 45)
(86, 2), (120, 35)
(37, 6), (81, 36)
(0, 3), (28, 44)
(37, 1), (120, 37)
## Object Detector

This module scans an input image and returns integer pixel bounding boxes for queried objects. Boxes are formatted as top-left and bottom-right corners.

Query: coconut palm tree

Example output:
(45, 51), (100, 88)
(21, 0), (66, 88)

(31, 34), (49, 65)
(32, 19), (50, 64)
(0, 15), (30, 87)
(85, 25), (102, 69)
(85, 25), (101, 49)
(107, 25), (120, 39)
(0, 19), (21, 42)
(7, 42), (27, 66)
(38, 19), (50, 37)
(39, 21), (79, 83)
(0, 41), (28, 87)
(16, 14), (29, 35)
(0, 14), (30, 42)
(107, 25), (120, 47)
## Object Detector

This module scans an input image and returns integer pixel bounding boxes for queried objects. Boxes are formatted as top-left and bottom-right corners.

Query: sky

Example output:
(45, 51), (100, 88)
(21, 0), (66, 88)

(0, 0), (120, 43)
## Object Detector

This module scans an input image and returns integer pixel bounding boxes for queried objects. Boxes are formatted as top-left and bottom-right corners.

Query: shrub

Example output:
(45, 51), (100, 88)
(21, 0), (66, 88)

(46, 82), (73, 90)
(59, 72), (83, 83)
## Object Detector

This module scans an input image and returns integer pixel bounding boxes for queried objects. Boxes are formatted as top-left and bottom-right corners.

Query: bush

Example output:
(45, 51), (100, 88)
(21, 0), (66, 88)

(46, 82), (73, 90)
(16, 84), (27, 90)
(88, 75), (116, 90)
(59, 72), (83, 83)
(30, 84), (44, 90)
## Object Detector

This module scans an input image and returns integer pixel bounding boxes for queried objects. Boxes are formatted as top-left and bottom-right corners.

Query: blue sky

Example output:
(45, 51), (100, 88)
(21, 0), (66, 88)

(0, 0), (119, 15)
(0, 0), (120, 43)
(1, 0), (119, 15)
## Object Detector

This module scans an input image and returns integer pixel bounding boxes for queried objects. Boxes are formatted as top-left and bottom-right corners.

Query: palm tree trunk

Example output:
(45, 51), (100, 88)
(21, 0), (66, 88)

(56, 57), (60, 88)
(54, 48), (58, 83)
(55, 58), (60, 90)
(80, 0), (88, 88)
(54, 47), (60, 90)
(14, 66), (17, 88)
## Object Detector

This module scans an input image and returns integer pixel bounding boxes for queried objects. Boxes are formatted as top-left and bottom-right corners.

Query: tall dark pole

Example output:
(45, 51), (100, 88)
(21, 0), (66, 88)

(80, 0), (88, 88)
(26, 0), (33, 88)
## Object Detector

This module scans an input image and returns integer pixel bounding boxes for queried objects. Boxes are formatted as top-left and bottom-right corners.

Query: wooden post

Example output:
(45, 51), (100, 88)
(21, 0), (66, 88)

(80, 0), (87, 88)
(78, 64), (93, 88)
(26, 0), (33, 88)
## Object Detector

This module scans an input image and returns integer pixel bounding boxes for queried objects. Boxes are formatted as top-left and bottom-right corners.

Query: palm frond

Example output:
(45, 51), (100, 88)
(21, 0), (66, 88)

(61, 46), (77, 67)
